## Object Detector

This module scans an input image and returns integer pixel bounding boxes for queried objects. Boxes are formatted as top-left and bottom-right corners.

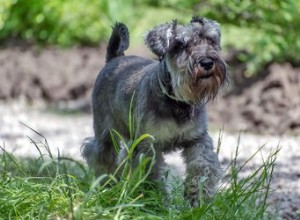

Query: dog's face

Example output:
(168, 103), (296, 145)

(145, 16), (227, 104)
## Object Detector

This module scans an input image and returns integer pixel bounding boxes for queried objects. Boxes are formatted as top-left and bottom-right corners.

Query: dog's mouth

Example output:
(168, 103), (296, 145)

(195, 73), (213, 84)
(193, 65), (214, 81)
(198, 73), (213, 79)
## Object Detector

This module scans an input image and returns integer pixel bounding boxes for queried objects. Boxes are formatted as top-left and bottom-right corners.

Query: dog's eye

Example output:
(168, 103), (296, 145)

(205, 37), (215, 45)
(171, 39), (186, 52)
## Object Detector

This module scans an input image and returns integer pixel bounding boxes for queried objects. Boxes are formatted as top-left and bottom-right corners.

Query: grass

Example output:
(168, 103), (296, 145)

(0, 129), (280, 219)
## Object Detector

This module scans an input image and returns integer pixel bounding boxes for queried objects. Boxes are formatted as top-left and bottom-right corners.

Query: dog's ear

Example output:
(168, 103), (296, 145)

(190, 15), (204, 25)
(144, 21), (177, 59)
(191, 16), (222, 50)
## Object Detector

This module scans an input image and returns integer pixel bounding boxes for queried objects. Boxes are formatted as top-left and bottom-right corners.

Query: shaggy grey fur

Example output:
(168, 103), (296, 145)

(82, 16), (227, 207)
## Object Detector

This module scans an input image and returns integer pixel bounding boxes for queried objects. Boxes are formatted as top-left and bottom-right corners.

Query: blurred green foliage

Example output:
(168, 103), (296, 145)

(0, 0), (108, 46)
(0, 0), (144, 46)
(0, 0), (299, 73)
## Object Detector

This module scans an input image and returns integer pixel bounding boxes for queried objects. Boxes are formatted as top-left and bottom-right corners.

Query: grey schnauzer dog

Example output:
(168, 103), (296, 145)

(82, 16), (227, 207)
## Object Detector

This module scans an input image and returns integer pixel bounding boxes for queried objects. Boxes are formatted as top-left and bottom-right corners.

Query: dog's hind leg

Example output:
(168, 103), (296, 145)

(81, 131), (117, 175)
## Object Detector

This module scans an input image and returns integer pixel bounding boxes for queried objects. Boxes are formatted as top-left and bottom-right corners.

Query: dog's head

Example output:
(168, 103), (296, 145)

(145, 16), (227, 104)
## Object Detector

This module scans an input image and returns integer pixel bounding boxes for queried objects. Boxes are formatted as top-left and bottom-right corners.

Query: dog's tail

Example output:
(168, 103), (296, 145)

(106, 22), (129, 63)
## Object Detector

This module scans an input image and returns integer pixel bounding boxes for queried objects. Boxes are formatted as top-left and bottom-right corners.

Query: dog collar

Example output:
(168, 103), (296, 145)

(157, 61), (179, 101)
(158, 75), (178, 101)
(158, 60), (195, 105)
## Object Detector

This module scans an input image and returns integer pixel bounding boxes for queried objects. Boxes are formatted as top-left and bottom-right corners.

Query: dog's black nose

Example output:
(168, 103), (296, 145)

(200, 58), (214, 70)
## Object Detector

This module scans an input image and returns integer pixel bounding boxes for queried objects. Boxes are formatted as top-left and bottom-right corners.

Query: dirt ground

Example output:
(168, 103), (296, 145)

(1, 46), (299, 135)
(0, 46), (300, 219)
(208, 62), (300, 136)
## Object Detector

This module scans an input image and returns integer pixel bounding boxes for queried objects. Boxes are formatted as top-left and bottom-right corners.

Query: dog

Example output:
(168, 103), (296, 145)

(82, 16), (227, 207)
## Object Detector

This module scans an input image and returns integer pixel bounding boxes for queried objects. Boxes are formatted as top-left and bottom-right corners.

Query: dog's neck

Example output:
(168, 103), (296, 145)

(150, 60), (200, 124)
(157, 61), (177, 101)
(157, 60), (197, 107)
(157, 60), (188, 103)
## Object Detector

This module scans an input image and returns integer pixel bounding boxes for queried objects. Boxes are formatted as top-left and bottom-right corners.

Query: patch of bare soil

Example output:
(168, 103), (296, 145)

(209, 63), (300, 135)
(0, 46), (103, 106)
(1, 47), (299, 135)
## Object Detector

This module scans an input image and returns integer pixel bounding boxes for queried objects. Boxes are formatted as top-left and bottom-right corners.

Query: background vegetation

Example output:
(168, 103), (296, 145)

(0, 0), (299, 74)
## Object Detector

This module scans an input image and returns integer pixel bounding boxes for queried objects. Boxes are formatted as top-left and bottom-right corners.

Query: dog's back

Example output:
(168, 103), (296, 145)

(81, 23), (130, 174)
(82, 23), (156, 175)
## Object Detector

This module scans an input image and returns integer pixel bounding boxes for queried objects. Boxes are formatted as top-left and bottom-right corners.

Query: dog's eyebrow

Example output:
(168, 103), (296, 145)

(205, 29), (220, 40)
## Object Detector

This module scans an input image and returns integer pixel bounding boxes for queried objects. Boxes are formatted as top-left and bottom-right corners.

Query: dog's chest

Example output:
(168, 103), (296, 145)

(141, 98), (207, 147)
(144, 117), (203, 147)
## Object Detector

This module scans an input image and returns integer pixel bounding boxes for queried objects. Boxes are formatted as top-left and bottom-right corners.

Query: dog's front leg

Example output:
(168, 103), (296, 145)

(132, 143), (166, 181)
(182, 134), (222, 207)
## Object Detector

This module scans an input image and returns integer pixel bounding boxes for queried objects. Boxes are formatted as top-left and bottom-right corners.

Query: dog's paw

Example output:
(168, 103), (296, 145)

(184, 174), (213, 207)
(184, 175), (201, 207)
